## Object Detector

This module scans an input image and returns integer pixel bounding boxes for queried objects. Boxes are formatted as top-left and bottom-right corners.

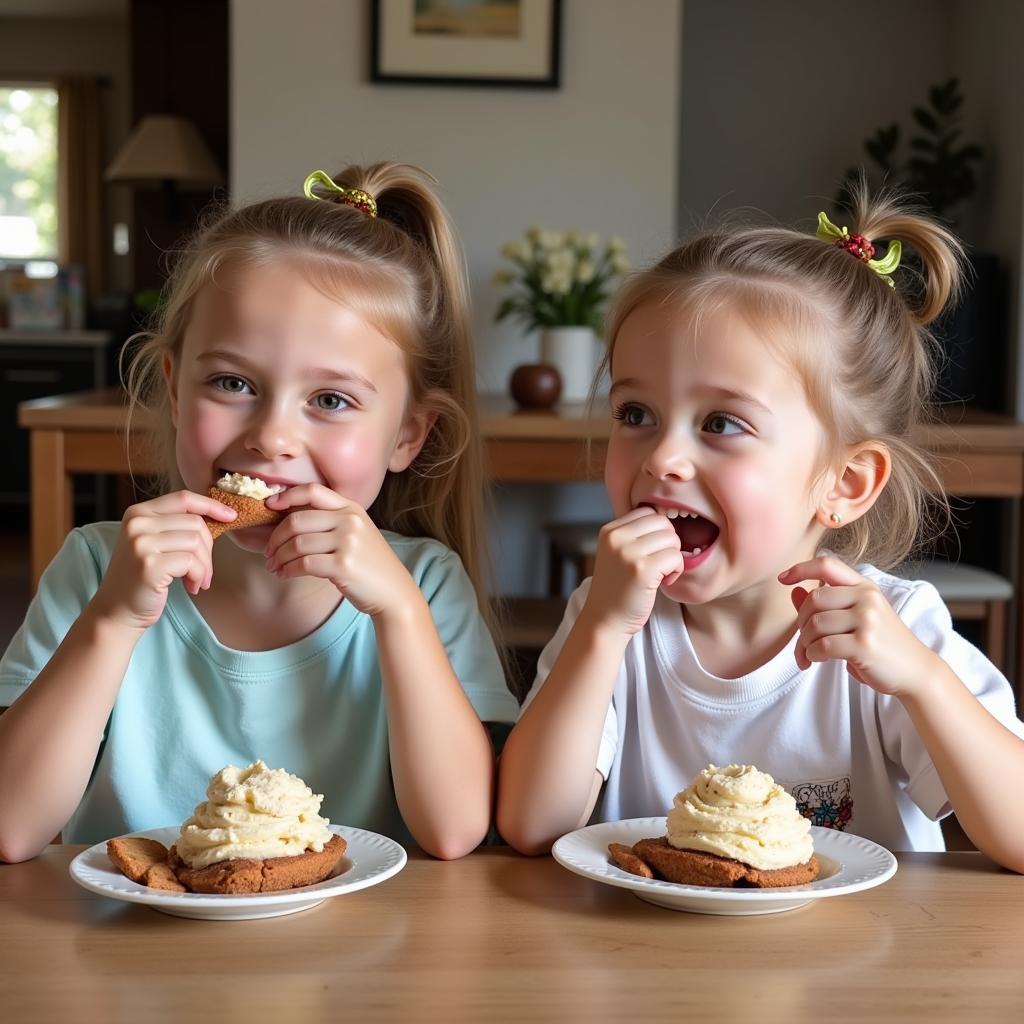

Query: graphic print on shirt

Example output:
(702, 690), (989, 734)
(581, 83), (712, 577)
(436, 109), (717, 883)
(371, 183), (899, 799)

(789, 776), (853, 831)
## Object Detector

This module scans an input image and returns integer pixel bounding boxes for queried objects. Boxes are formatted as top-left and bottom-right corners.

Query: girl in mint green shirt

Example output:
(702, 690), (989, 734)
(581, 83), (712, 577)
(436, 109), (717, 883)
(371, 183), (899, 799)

(0, 163), (517, 861)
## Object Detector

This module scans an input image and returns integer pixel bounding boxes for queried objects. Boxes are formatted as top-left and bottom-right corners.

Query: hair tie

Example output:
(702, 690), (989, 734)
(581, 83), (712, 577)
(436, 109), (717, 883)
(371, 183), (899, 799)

(303, 169), (377, 218)
(816, 212), (900, 287)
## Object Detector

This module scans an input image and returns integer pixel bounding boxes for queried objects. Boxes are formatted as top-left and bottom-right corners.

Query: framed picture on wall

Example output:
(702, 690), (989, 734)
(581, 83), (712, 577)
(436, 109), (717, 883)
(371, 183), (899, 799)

(371, 0), (561, 88)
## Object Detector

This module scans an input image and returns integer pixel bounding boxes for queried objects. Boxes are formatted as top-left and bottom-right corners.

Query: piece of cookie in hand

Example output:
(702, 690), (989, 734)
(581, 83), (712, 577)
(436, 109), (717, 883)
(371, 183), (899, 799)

(106, 836), (186, 892)
(204, 472), (285, 539)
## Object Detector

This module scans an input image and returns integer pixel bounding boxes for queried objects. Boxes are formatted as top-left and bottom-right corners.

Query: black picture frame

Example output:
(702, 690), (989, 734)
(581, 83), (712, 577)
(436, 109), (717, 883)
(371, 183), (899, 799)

(370, 0), (561, 89)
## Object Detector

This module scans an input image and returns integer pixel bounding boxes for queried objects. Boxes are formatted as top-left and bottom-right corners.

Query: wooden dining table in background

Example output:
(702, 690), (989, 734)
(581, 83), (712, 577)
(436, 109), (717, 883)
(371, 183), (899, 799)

(17, 388), (1024, 678)
(1, 843), (1022, 1022)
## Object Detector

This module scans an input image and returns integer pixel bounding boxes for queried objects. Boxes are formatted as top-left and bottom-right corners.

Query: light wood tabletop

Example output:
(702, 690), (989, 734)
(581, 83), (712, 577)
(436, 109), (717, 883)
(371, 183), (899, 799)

(1, 844), (1022, 1023)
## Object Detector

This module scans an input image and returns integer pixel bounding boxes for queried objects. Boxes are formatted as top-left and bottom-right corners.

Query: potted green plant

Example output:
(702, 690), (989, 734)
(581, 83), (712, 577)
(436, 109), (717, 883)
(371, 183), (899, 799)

(494, 228), (629, 403)
(836, 79), (1005, 410)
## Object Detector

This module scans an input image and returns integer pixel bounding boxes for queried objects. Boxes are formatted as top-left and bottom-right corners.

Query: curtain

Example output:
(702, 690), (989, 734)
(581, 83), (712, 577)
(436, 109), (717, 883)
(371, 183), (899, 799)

(57, 76), (104, 302)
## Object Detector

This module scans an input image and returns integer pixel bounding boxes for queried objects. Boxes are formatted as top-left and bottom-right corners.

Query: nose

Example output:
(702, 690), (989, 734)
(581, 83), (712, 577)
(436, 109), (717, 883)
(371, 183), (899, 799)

(244, 398), (303, 461)
(642, 432), (695, 482)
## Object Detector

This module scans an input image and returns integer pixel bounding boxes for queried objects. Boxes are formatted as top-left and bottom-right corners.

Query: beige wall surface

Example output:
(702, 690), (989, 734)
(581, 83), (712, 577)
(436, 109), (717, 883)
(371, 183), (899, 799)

(232, 0), (681, 394)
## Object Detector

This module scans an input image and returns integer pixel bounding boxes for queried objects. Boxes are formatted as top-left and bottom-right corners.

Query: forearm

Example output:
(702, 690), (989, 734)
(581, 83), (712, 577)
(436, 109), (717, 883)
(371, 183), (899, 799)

(0, 604), (141, 862)
(901, 656), (1024, 873)
(374, 595), (496, 860)
(497, 611), (629, 855)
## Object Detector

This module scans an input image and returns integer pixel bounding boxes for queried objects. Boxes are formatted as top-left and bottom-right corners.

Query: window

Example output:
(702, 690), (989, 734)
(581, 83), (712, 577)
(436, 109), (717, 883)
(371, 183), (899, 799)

(0, 84), (59, 261)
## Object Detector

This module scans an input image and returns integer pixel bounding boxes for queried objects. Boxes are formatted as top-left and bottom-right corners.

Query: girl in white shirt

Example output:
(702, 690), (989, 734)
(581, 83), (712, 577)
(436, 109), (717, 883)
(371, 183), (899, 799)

(497, 189), (1024, 870)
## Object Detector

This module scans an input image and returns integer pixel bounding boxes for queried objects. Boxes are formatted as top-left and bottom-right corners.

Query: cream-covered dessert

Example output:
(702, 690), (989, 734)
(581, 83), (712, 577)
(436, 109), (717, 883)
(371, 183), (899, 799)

(608, 763), (819, 888)
(214, 472), (285, 500)
(175, 760), (334, 869)
(205, 475), (285, 539)
(666, 763), (814, 871)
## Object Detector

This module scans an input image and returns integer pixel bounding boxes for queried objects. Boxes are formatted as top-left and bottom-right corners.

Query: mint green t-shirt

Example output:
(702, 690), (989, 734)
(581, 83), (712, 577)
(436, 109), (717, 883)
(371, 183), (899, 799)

(0, 523), (517, 845)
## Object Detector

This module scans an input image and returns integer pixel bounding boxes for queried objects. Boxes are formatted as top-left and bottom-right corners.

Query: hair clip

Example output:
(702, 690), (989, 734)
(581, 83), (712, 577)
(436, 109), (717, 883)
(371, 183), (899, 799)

(303, 169), (377, 218)
(816, 212), (900, 287)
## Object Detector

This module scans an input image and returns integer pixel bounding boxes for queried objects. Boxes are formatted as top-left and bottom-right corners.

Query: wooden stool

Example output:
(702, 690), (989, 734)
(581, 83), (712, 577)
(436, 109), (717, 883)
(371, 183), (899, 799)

(546, 521), (600, 596)
(494, 596), (568, 652)
(895, 560), (1013, 668)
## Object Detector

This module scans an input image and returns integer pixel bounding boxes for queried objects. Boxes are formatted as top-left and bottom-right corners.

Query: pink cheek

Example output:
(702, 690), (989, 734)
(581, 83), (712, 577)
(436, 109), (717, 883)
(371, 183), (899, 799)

(318, 438), (385, 494)
(174, 406), (235, 477)
(603, 452), (636, 516)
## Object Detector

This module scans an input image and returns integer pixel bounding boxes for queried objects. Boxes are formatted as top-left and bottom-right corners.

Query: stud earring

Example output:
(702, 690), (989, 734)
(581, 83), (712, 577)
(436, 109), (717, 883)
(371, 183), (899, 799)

(829, 512), (842, 525)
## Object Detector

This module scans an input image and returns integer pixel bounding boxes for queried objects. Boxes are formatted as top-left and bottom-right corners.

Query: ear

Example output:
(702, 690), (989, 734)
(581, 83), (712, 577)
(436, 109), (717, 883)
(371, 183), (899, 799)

(388, 406), (438, 473)
(817, 442), (891, 529)
(162, 354), (179, 428)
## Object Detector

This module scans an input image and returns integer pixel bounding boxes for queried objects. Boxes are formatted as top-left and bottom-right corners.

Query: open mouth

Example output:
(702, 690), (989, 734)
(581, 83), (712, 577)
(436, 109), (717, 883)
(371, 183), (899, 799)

(642, 504), (720, 559)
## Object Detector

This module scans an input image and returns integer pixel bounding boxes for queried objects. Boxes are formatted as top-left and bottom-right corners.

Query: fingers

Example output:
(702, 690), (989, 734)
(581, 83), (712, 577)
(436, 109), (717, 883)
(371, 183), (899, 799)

(264, 509), (355, 561)
(266, 530), (338, 575)
(128, 489), (239, 522)
(266, 484), (347, 513)
(779, 554), (862, 589)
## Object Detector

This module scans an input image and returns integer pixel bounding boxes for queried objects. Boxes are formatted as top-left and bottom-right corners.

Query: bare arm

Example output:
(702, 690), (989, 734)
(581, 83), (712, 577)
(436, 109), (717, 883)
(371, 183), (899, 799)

(497, 610), (627, 855)
(498, 508), (684, 856)
(901, 656), (1024, 873)
(0, 491), (234, 863)
(786, 555), (1024, 874)
(373, 592), (497, 860)
(0, 606), (141, 862)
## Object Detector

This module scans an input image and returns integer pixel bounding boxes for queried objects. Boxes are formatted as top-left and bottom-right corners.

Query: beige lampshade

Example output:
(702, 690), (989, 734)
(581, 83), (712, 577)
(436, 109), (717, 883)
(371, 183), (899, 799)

(105, 114), (224, 187)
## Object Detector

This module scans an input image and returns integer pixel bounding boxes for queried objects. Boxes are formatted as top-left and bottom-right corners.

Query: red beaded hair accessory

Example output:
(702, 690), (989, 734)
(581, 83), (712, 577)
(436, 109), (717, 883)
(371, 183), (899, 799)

(303, 169), (377, 218)
(816, 212), (901, 287)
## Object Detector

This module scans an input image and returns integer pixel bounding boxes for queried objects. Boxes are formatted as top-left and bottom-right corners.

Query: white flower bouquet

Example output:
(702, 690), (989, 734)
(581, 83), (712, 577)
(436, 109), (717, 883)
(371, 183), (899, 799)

(493, 227), (629, 332)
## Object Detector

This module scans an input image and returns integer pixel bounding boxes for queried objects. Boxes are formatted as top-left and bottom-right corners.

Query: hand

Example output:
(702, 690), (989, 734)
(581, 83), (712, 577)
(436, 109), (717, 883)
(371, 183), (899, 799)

(91, 490), (237, 632)
(779, 555), (937, 698)
(583, 507), (684, 636)
(264, 485), (418, 618)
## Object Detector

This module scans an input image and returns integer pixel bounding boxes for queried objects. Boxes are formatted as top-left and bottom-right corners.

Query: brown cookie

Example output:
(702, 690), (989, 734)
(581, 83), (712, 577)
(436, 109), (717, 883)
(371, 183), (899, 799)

(623, 836), (820, 888)
(204, 486), (283, 539)
(167, 834), (348, 894)
(608, 841), (654, 879)
(106, 836), (187, 892)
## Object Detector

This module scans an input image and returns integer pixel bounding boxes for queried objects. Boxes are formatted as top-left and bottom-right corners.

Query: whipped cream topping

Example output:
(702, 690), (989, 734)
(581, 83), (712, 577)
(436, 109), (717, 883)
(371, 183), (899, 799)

(666, 763), (814, 871)
(214, 472), (285, 500)
(175, 760), (333, 868)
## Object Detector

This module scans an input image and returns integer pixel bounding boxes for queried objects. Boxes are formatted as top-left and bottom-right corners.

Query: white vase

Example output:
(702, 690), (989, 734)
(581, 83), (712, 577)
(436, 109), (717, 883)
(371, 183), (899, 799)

(539, 326), (598, 403)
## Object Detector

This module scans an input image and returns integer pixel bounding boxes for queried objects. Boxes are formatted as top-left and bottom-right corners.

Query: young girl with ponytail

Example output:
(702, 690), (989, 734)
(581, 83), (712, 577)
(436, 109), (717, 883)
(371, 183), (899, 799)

(0, 163), (516, 862)
(498, 189), (1024, 872)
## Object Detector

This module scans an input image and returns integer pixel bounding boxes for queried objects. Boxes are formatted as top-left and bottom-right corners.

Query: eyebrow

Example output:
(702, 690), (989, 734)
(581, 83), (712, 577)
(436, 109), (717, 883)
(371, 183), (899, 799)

(196, 350), (378, 393)
(609, 378), (772, 414)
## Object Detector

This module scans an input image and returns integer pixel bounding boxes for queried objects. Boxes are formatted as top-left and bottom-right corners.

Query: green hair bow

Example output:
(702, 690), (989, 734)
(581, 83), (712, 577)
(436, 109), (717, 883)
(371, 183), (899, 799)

(816, 212), (901, 287)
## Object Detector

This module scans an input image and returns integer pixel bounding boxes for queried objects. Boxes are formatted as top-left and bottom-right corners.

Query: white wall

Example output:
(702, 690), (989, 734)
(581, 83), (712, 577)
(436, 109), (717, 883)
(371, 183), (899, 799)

(232, 0), (680, 593)
(232, 0), (681, 392)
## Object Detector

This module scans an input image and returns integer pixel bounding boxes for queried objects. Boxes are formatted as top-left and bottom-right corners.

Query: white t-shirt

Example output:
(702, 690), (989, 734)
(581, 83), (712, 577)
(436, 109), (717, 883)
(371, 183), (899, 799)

(523, 566), (1024, 852)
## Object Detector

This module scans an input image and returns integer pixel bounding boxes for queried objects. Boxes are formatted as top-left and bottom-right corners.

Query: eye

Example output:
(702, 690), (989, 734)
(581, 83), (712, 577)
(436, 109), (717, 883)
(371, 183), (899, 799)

(612, 402), (653, 427)
(703, 412), (746, 436)
(211, 374), (252, 395)
(313, 391), (349, 413)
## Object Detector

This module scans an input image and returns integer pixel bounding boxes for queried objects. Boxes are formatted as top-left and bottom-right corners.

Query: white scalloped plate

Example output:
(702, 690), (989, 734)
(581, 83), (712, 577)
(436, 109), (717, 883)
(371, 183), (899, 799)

(552, 818), (897, 916)
(69, 824), (406, 920)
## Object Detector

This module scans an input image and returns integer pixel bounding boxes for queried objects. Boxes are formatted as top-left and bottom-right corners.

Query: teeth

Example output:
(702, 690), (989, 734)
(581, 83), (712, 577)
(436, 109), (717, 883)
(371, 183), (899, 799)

(660, 507), (700, 519)
(665, 509), (679, 519)
(683, 545), (707, 557)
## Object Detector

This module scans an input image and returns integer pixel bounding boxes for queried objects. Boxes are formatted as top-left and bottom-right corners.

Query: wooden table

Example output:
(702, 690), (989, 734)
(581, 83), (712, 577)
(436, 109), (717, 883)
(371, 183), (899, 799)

(17, 388), (1024, 670)
(1, 845), (1021, 1023)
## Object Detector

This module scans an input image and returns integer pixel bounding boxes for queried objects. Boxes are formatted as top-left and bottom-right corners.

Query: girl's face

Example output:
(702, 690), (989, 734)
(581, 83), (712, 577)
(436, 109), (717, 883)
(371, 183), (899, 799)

(167, 262), (431, 552)
(605, 299), (834, 605)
